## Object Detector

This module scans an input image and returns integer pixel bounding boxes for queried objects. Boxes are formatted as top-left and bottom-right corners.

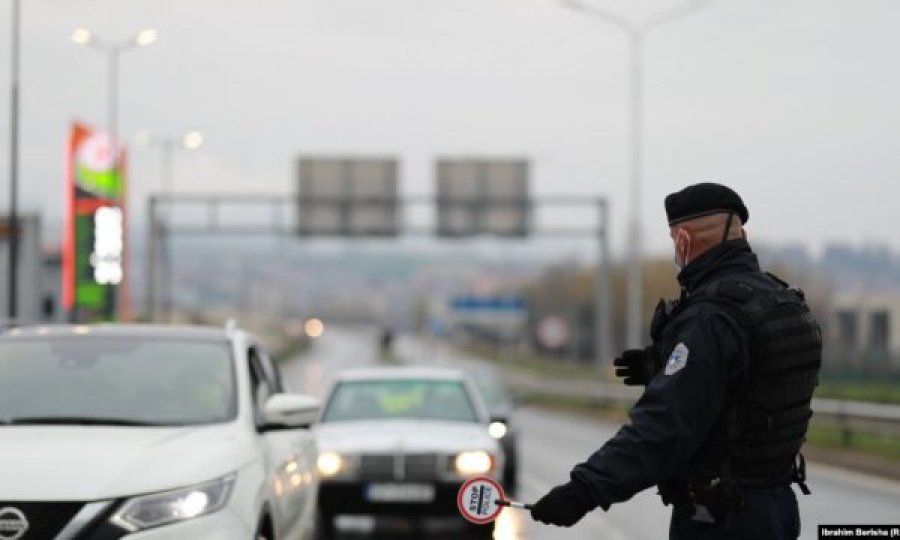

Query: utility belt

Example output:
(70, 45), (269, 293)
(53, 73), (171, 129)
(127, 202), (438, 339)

(659, 476), (745, 525)
(659, 454), (809, 525)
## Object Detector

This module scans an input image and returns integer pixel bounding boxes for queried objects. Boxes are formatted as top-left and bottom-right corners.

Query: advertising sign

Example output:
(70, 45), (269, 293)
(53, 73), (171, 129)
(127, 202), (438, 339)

(63, 122), (126, 321)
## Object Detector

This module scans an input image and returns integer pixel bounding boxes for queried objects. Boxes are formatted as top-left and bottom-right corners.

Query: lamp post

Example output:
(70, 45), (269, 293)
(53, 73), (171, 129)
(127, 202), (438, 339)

(72, 27), (157, 162)
(71, 27), (156, 322)
(7, 0), (21, 319)
(135, 131), (204, 322)
(135, 130), (204, 203)
(562, 0), (711, 349)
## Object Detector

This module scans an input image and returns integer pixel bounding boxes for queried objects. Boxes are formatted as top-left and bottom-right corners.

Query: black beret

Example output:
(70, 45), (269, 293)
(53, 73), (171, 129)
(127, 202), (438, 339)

(665, 183), (749, 226)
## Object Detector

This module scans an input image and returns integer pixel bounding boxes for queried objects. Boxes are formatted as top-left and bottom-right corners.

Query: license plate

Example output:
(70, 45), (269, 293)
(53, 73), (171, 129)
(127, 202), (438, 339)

(365, 483), (435, 503)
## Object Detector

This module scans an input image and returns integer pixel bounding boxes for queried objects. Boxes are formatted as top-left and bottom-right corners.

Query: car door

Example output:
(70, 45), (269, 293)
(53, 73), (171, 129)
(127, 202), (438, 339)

(250, 346), (317, 540)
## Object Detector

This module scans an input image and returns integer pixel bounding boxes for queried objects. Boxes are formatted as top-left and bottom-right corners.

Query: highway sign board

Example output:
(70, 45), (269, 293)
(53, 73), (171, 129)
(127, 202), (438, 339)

(296, 157), (399, 237)
(436, 158), (530, 237)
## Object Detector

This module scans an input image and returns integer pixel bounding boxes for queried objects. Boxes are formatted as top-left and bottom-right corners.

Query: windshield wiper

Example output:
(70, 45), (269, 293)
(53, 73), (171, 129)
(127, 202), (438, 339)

(1, 416), (173, 427)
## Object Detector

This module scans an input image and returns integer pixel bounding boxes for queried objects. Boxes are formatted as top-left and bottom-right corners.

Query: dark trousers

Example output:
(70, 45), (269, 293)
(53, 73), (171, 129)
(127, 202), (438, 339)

(669, 486), (800, 540)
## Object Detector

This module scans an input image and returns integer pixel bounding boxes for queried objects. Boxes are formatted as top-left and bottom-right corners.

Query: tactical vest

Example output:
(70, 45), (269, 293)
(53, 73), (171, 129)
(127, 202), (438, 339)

(657, 272), (822, 489)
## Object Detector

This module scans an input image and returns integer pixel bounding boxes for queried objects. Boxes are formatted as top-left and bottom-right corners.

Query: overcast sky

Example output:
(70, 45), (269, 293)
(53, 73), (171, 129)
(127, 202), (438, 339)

(1, 0), (898, 257)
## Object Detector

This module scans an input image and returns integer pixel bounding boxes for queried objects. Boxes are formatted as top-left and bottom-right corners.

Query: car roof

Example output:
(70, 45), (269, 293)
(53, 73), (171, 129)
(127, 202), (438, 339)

(0, 323), (232, 342)
(336, 366), (470, 382)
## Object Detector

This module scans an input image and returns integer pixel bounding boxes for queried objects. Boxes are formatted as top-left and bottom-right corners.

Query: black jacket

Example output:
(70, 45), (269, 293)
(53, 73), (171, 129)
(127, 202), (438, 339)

(570, 239), (765, 509)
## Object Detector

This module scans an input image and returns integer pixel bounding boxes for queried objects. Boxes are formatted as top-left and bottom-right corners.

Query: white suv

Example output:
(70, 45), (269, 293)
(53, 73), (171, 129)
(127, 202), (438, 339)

(0, 323), (320, 540)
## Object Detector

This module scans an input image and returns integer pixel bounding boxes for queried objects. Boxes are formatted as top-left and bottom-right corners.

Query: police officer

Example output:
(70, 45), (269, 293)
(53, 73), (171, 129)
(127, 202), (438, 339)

(530, 183), (822, 539)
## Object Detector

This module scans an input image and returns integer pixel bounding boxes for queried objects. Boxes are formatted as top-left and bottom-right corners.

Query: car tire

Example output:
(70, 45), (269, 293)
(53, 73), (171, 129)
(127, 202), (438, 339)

(503, 468), (518, 494)
(314, 509), (337, 540)
(255, 514), (275, 540)
(503, 452), (519, 495)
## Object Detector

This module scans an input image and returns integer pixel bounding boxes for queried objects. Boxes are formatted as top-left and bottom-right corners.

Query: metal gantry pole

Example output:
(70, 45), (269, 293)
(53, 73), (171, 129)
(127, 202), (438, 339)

(601, 204), (612, 364)
(8, 0), (21, 319)
(594, 200), (605, 373)
(136, 133), (203, 323)
(160, 142), (175, 322)
(625, 31), (644, 349)
(595, 199), (613, 373)
(160, 219), (171, 322)
(145, 196), (158, 322)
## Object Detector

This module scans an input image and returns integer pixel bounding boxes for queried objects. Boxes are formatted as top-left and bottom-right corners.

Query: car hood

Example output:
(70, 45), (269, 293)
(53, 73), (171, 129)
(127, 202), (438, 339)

(0, 423), (256, 501)
(314, 419), (499, 455)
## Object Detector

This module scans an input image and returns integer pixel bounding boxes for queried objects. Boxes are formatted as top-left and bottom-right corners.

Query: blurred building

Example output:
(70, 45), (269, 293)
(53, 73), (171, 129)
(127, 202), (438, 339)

(0, 215), (58, 322)
(830, 292), (900, 370)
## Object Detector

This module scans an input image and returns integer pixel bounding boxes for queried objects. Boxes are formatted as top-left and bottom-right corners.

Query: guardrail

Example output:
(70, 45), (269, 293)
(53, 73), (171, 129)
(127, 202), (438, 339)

(501, 370), (900, 442)
(401, 338), (900, 448)
(810, 398), (900, 441)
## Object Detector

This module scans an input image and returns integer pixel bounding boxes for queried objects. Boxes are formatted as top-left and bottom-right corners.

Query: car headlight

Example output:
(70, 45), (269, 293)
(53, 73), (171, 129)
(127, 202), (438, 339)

(488, 421), (508, 439)
(455, 451), (493, 475)
(110, 474), (236, 532)
(317, 451), (343, 477)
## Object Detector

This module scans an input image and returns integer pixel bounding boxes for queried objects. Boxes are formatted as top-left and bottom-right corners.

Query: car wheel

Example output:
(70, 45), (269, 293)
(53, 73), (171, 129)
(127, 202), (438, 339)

(503, 462), (518, 495)
(255, 514), (275, 540)
(314, 509), (336, 540)
(503, 448), (518, 495)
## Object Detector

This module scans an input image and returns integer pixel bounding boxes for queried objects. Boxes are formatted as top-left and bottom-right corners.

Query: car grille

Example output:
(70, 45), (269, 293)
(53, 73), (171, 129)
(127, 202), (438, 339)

(0, 502), (83, 539)
(359, 453), (441, 481)
(405, 454), (438, 480)
(360, 454), (395, 480)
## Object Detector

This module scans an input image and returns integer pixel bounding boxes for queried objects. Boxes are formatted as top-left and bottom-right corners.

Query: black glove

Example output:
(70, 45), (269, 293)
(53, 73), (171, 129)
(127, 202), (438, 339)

(613, 345), (661, 386)
(530, 481), (595, 527)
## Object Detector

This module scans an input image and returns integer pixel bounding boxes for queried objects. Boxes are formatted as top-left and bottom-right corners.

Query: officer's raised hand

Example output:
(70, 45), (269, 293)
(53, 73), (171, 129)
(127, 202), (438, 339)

(613, 344), (660, 386)
(530, 481), (595, 527)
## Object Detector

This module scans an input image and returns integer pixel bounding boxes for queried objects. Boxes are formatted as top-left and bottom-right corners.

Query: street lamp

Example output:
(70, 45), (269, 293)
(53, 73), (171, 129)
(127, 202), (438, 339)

(71, 27), (158, 157)
(562, 0), (712, 349)
(71, 27), (157, 323)
(134, 130), (204, 322)
(134, 130), (204, 200)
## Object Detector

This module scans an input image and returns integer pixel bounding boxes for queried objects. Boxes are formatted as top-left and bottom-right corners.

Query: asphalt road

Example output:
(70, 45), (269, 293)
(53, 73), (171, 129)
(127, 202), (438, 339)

(282, 327), (900, 539)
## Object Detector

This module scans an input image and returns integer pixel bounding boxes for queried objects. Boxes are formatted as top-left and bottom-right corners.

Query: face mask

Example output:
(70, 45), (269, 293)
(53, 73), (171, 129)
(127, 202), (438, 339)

(673, 230), (690, 275)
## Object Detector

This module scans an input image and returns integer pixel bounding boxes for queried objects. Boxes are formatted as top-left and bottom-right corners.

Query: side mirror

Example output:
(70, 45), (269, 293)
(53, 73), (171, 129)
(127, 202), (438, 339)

(261, 393), (320, 431)
(489, 414), (510, 425)
(488, 417), (510, 439)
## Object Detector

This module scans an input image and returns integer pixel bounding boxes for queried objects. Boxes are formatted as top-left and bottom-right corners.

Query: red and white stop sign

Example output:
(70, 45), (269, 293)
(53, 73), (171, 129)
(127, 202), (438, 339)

(537, 316), (570, 350)
(457, 476), (505, 524)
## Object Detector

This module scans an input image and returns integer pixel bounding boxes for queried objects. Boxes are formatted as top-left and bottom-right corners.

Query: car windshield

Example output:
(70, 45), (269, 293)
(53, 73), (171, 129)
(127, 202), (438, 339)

(0, 337), (236, 426)
(470, 372), (510, 410)
(322, 379), (478, 423)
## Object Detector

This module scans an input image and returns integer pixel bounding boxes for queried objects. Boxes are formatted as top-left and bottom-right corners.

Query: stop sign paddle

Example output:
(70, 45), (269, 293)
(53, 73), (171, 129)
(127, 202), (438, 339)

(457, 476), (533, 524)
